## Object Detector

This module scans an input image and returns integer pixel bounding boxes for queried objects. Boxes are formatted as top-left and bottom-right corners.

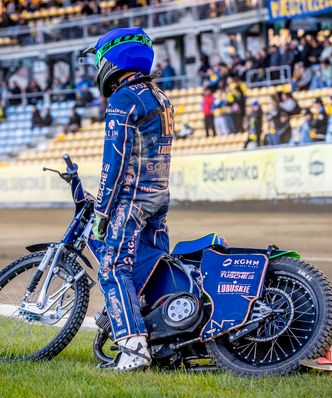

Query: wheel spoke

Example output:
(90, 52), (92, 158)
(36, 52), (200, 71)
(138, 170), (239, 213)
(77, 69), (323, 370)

(0, 256), (80, 362)
(224, 272), (317, 368)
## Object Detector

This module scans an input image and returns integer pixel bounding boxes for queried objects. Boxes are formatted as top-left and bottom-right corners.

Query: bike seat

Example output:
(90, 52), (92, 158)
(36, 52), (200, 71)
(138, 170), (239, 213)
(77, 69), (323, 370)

(171, 233), (228, 255)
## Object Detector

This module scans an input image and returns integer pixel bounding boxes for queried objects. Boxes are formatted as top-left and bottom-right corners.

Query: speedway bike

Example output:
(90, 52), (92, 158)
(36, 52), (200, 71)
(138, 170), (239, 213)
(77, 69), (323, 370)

(0, 154), (331, 376)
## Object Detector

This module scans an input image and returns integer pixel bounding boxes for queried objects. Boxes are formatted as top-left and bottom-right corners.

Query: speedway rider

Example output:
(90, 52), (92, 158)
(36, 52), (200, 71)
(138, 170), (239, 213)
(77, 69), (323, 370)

(86, 27), (174, 371)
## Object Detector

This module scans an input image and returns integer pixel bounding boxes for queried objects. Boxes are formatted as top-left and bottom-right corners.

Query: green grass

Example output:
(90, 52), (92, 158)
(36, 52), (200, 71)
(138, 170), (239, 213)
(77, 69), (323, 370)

(0, 329), (331, 398)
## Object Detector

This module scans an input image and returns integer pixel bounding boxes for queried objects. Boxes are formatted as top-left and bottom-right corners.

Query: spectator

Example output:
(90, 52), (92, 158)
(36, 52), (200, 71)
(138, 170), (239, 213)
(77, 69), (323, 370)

(32, 106), (44, 128)
(0, 102), (5, 122)
(289, 40), (300, 67)
(233, 76), (247, 121)
(26, 79), (43, 105)
(212, 88), (234, 136)
(244, 50), (255, 64)
(202, 88), (216, 137)
(320, 38), (332, 62)
(255, 48), (270, 69)
(161, 59), (176, 90)
(292, 62), (312, 91)
(50, 78), (64, 102)
(298, 37), (311, 67)
(269, 45), (281, 67)
(81, 0), (94, 16)
(238, 60), (254, 82)
(153, 63), (162, 75)
(9, 81), (22, 105)
(0, 82), (8, 106)
(245, 100), (263, 147)
(177, 123), (193, 139)
(266, 96), (291, 145)
(280, 43), (295, 67)
(310, 99), (328, 141)
(280, 92), (301, 116)
(292, 110), (313, 145)
(307, 37), (322, 66)
(75, 75), (93, 91)
(321, 59), (332, 87)
(205, 67), (220, 88)
(197, 55), (210, 84)
(311, 59), (332, 89)
(227, 77), (243, 132)
(79, 85), (94, 106)
(43, 108), (53, 127)
(62, 76), (76, 101)
(64, 107), (81, 134)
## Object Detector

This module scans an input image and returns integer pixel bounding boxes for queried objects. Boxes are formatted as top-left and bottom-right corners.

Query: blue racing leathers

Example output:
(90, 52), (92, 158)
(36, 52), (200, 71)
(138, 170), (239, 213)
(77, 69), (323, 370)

(94, 73), (173, 342)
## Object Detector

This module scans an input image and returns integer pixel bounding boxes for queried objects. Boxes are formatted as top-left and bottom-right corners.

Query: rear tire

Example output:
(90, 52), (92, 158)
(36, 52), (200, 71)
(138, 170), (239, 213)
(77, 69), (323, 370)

(206, 257), (332, 376)
(0, 251), (90, 362)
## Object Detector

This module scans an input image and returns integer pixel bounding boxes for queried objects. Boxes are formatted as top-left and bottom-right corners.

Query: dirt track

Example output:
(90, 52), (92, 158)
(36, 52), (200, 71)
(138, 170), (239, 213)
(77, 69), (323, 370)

(0, 207), (331, 315)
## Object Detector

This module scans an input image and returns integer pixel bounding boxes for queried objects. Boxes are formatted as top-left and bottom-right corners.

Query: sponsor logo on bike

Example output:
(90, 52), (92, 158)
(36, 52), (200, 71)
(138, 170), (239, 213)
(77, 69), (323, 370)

(223, 258), (232, 267)
(222, 257), (260, 268)
(220, 271), (255, 280)
(218, 282), (251, 294)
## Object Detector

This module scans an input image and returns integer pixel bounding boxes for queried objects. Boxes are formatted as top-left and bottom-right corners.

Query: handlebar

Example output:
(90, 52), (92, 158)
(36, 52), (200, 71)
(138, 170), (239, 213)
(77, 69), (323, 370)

(63, 153), (74, 169)
(43, 154), (87, 211)
(63, 153), (78, 175)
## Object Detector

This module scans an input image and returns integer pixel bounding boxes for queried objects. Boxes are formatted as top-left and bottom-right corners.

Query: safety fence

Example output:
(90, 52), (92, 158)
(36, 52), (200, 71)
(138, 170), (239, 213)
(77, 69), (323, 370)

(0, 143), (331, 207)
(1, 75), (201, 107)
(246, 65), (292, 88)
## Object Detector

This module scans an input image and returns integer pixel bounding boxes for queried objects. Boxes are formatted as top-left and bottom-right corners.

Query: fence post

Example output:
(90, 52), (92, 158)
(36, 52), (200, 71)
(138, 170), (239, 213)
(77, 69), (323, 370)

(267, 68), (271, 86)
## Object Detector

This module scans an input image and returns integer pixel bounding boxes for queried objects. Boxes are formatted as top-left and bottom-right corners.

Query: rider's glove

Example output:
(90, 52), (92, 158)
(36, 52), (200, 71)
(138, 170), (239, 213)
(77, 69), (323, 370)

(92, 213), (108, 242)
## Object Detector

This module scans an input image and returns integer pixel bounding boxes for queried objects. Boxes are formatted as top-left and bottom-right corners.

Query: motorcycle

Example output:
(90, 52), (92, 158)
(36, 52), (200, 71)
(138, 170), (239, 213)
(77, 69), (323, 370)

(0, 154), (331, 376)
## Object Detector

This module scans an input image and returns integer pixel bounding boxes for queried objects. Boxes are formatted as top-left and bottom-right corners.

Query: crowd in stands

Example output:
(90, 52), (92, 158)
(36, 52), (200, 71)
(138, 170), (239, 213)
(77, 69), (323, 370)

(199, 35), (332, 89)
(1, 29), (332, 150)
(195, 33), (332, 146)
(0, 0), (254, 44)
(0, 56), (179, 139)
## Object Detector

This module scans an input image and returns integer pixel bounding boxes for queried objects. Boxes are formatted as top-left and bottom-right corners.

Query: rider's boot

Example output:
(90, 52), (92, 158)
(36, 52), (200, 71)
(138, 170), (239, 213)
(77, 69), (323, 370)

(114, 336), (151, 371)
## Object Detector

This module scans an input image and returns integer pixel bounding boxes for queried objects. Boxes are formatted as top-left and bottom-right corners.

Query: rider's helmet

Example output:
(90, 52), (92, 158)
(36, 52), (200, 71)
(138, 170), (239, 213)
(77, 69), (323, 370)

(84, 27), (154, 97)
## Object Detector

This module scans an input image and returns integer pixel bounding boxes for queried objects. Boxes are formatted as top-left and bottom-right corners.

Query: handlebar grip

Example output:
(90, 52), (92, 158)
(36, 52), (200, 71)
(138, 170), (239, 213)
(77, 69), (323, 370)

(63, 153), (74, 170)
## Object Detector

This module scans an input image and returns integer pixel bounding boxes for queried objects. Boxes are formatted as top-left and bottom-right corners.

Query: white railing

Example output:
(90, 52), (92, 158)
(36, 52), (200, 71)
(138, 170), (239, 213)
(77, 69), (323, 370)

(1, 75), (201, 107)
(246, 65), (292, 88)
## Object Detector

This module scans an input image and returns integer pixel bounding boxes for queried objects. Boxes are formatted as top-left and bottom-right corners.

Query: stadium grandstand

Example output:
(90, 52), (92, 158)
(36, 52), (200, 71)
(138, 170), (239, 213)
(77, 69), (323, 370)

(0, 0), (331, 165)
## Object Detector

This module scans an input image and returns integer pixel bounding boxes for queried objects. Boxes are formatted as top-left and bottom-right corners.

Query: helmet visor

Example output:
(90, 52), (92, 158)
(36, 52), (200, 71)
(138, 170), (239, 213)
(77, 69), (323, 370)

(78, 45), (97, 67)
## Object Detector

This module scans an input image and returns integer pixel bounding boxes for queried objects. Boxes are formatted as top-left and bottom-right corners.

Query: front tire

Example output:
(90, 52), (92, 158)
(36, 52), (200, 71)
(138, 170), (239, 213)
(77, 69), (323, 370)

(0, 251), (90, 362)
(206, 257), (332, 376)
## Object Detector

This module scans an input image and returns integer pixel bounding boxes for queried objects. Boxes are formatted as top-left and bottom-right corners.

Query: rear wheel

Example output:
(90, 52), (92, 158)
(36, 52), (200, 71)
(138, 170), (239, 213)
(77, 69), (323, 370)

(206, 257), (332, 376)
(0, 251), (90, 362)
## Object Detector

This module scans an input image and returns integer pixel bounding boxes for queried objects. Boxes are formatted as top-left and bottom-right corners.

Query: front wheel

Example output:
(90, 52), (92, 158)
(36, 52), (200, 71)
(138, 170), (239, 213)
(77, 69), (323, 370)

(206, 257), (332, 376)
(0, 251), (90, 362)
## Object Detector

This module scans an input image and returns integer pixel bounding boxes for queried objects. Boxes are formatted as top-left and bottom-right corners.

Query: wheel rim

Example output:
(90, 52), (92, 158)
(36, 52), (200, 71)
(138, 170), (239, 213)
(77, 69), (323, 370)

(221, 271), (318, 366)
(0, 259), (77, 361)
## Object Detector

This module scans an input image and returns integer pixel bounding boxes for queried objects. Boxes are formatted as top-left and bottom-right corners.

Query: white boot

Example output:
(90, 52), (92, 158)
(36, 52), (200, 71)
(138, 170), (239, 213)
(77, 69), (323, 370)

(115, 336), (151, 372)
